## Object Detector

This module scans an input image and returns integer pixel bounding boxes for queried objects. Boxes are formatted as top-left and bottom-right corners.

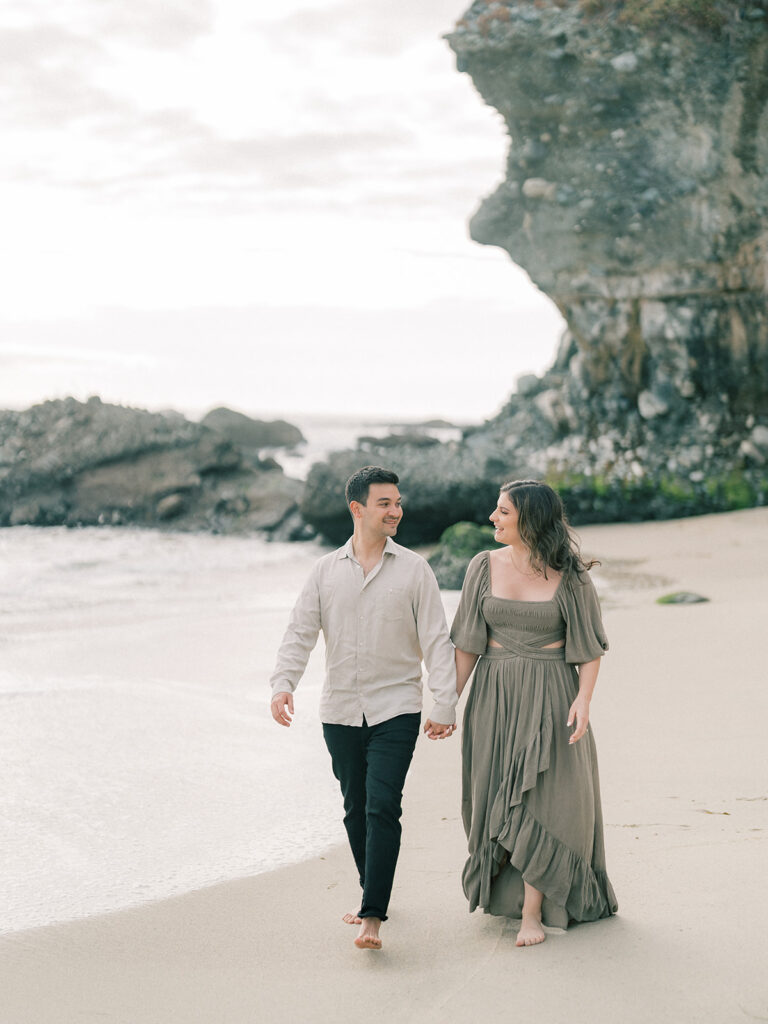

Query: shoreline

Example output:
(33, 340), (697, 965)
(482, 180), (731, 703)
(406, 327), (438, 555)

(1, 508), (766, 1023)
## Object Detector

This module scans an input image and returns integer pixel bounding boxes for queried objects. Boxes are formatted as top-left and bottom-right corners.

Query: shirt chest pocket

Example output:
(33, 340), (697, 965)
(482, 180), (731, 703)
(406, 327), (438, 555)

(376, 587), (408, 622)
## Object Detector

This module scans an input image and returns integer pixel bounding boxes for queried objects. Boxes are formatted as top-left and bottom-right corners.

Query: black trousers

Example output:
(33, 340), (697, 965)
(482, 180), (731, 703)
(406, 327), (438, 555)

(322, 712), (420, 922)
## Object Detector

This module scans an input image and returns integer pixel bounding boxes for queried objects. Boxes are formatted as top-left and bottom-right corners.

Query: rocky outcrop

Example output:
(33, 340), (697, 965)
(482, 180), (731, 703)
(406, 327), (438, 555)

(300, 446), (505, 546)
(357, 432), (441, 449)
(0, 397), (302, 533)
(438, 1), (768, 519)
(200, 407), (305, 451)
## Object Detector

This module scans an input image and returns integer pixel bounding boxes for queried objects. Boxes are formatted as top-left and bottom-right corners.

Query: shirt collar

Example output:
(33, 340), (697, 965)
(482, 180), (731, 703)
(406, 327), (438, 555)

(339, 536), (400, 561)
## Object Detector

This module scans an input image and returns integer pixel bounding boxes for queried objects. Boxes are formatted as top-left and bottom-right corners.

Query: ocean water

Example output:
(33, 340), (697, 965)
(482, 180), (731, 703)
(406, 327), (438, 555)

(0, 526), (352, 935)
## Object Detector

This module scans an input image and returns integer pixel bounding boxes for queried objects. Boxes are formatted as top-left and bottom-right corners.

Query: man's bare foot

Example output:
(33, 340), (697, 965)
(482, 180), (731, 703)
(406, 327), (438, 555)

(342, 912), (362, 925)
(354, 917), (382, 950)
(516, 914), (546, 947)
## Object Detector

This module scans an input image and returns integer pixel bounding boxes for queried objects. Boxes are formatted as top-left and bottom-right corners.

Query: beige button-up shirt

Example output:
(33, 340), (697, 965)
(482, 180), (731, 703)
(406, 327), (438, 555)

(269, 537), (457, 727)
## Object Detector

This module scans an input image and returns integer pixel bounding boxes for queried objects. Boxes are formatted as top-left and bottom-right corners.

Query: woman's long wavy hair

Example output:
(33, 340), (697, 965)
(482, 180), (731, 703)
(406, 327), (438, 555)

(499, 479), (598, 579)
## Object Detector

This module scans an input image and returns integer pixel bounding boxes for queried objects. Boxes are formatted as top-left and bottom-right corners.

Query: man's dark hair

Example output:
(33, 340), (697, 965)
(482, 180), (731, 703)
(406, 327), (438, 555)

(344, 466), (399, 508)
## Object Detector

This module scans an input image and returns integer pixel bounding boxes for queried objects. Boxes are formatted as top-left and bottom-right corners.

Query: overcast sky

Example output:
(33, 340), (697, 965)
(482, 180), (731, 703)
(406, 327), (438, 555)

(0, 0), (563, 422)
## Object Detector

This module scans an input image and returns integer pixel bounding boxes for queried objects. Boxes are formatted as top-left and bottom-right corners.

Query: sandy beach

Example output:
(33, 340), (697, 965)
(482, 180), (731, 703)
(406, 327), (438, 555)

(1, 508), (766, 1024)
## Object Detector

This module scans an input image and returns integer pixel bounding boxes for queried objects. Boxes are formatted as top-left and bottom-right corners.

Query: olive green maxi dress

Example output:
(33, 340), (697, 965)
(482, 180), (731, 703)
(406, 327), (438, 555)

(451, 551), (617, 928)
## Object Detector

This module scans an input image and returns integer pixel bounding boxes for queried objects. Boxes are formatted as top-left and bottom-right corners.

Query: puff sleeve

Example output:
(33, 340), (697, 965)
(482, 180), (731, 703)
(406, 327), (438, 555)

(558, 570), (609, 665)
(450, 551), (490, 655)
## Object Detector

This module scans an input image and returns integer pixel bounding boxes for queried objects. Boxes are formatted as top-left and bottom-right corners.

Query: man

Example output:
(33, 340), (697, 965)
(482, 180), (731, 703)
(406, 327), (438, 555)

(270, 465), (457, 951)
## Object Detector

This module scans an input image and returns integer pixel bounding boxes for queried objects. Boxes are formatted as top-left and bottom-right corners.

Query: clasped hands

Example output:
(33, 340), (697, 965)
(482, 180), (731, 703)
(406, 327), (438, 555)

(423, 719), (456, 740)
(272, 692), (456, 740)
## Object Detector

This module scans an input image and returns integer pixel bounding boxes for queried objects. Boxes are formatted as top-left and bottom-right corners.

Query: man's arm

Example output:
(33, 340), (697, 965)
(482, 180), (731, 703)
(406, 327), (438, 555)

(414, 562), (458, 738)
(269, 566), (322, 727)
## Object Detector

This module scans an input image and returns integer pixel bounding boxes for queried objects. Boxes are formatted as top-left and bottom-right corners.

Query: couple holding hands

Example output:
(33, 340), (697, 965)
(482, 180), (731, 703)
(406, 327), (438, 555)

(270, 466), (617, 951)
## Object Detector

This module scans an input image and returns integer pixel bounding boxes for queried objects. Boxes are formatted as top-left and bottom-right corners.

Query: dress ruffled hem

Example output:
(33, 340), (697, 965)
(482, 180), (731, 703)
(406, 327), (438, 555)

(487, 714), (552, 835)
(464, 708), (616, 923)
(462, 801), (618, 923)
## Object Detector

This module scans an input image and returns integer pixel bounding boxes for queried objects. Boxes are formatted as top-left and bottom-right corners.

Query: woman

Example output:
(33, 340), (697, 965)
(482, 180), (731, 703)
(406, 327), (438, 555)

(451, 479), (617, 946)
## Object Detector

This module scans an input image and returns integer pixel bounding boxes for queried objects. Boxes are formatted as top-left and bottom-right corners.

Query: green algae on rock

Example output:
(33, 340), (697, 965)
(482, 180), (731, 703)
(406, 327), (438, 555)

(428, 522), (499, 589)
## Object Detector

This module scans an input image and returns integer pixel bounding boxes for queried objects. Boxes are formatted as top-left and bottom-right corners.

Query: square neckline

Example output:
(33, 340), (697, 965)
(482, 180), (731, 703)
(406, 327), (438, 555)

(485, 550), (565, 604)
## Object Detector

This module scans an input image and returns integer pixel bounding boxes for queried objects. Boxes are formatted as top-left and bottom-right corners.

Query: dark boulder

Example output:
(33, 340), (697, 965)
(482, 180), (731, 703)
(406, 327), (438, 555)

(300, 443), (511, 546)
(357, 433), (441, 449)
(201, 407), (305, 449)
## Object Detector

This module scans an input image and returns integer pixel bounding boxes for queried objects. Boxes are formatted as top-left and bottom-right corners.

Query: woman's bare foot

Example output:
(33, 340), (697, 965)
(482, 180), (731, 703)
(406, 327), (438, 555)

(354, 917), (382, 950)
(516, 880), (546, 947)
(342, 912), (362, 925)
(516, 913), (546, 947)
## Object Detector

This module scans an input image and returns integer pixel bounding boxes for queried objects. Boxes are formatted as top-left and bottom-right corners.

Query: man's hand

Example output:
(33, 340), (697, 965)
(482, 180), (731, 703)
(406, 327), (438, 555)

(271, 691), (294, 727)
(423, 719), (456, 740)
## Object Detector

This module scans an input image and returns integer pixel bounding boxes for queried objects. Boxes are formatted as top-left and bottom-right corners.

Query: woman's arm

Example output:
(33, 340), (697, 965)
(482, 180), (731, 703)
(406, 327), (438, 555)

(455, 647), (480, 700)
(567, 657), (600, 744)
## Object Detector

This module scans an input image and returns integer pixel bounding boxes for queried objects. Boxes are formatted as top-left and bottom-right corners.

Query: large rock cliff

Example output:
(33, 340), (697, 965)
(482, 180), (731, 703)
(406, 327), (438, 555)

(299, 4), (768, 543)
(437, 0), (768, 520)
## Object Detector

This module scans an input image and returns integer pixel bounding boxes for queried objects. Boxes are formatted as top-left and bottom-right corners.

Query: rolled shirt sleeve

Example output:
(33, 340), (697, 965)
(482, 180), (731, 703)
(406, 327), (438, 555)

(413, 562), (458, 725)
(269, 565), (322, 697)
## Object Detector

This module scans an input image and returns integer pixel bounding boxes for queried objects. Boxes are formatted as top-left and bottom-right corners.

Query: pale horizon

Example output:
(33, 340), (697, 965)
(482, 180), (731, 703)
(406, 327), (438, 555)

(1, 0), (564, 422)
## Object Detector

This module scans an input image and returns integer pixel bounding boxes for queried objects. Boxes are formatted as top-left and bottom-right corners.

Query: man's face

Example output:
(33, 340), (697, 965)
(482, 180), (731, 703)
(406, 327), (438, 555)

(354, 483), (403, 537)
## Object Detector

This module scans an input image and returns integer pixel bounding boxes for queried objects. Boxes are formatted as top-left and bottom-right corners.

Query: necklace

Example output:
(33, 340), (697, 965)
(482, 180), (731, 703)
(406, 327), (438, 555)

(507, 550), (537, 576)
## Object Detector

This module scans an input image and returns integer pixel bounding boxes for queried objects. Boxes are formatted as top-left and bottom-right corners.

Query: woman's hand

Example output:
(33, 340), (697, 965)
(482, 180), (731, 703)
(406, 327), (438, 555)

(567, 694), (590, 744)
(423, 719), (456, 740)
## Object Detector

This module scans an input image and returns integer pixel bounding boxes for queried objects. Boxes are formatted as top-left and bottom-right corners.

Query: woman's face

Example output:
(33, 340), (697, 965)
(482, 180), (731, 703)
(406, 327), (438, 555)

(489, 492), (520, 546)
